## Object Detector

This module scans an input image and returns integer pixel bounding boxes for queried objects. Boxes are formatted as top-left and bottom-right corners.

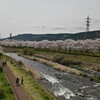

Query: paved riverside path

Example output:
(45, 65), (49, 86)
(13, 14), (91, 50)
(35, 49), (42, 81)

(3, 65), (30, 100)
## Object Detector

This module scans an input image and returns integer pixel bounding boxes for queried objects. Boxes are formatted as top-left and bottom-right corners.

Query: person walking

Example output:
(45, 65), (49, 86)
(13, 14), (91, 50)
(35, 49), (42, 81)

(21, 77), (24, 85)
(16, 77), (19, 86)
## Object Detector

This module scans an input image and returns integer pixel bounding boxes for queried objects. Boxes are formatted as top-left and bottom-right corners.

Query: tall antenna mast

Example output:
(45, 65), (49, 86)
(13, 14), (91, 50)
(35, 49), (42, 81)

(86, 16), (91, 32)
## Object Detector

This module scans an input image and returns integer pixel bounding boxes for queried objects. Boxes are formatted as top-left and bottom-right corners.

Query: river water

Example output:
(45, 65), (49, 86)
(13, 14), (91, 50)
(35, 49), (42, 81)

(5, 53), (100, 100)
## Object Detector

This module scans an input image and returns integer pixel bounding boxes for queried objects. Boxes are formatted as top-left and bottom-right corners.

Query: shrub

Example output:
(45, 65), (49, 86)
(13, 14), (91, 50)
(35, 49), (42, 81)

(80, 73), (88, 77)
(61, 58), (81, 66)
(44, 96), (50, 100)
(0, 66), (3, 72)
(17, 61), (23, 67)
(90, 77), (94, 81)
(33, 58), (37, 61)
(28, 50), (33, 55)
(53, 55), (64, 63)
(0, 88), (5, 99)
(53, 55), (82, 66)
(28, 70), (33, 75)
(90, 75), (100, 83)
(23, 49), (28, 55)
(0, 53), (2, 56)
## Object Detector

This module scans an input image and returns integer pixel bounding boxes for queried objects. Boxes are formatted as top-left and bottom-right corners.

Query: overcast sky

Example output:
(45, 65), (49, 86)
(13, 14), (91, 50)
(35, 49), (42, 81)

(0, 0), (100, 38)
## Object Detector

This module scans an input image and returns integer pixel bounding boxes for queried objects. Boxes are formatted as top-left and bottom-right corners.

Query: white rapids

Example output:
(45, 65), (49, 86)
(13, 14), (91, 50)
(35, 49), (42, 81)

(42, 74), (59, 84)
(41, 73), (75, 99)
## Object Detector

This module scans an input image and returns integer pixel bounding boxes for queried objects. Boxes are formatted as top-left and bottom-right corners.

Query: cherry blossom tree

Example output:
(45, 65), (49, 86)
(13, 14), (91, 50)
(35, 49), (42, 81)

(1, 39), (100, 53)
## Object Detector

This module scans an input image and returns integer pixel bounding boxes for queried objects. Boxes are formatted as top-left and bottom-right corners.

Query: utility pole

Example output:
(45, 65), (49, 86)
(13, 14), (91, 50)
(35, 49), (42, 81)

(86, 16), (91, 32)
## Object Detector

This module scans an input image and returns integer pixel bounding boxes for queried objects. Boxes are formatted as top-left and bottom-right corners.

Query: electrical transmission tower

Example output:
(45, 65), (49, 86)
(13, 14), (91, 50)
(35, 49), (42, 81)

(86, 16), (91, 32)
(10, 33), (12, 41)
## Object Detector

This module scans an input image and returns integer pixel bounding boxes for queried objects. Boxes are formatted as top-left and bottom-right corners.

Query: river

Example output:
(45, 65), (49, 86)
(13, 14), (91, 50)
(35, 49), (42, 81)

(5, 53), (100, 100)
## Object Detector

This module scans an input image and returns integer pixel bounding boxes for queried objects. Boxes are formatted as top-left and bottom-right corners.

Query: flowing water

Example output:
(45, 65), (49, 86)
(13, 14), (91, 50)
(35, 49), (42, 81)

(41, 73), (75, 99)
(5, 53), (100, 100)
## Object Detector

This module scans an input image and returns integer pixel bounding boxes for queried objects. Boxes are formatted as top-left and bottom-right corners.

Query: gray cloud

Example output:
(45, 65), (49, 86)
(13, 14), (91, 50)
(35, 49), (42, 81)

(33, 26), (48, 29)
(52, 26), (67, 30)
(71, 26), (85, 30)
(0, 0), (100, 38)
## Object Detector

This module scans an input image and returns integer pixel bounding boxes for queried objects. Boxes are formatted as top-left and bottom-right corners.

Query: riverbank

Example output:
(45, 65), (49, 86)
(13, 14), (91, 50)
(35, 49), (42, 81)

(3, 54), (57, 100)
(5, 53), (100, 100)
(0, 58), (15, 100)
(3, 46), (100, 72)
(20, 54), (81, 75)
(21, 53), (100, 83)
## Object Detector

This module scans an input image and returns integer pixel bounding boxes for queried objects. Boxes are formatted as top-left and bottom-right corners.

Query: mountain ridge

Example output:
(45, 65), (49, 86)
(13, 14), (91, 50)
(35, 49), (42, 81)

(6, 30), (100, 41)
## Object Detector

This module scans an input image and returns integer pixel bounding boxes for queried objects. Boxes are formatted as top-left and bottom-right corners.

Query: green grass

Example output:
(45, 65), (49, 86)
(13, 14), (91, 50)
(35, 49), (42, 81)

(3, 46), (100, 79)
(90, 75), (100, 83)
(0, 70), (15, 100)
(52, 53), (100, 64)
(4, 46), (100, 64)
(3, 55), (57, 100)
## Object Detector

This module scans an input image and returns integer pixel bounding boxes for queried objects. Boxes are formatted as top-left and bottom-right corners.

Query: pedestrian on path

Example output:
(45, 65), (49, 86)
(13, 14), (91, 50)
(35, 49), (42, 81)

(21, 77), (24, 85)
(3, 66), (29, 100)
(16, 77), (20, 86)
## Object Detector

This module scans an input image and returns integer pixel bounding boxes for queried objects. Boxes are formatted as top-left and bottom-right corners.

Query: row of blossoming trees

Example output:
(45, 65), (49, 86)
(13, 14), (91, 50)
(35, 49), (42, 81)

(0, 39), (100, 53)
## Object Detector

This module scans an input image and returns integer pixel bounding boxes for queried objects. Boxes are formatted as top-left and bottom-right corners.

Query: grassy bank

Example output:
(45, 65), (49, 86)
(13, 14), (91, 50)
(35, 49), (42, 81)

(21, 54), (81, 75)
(24, 51), (100, 72)
(3, 55), (57, 100)
(19, 54), (100, 83)
(3, 46), (100, 69)
(0, 63), (15, 100)
(2, 46), (100, 82)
